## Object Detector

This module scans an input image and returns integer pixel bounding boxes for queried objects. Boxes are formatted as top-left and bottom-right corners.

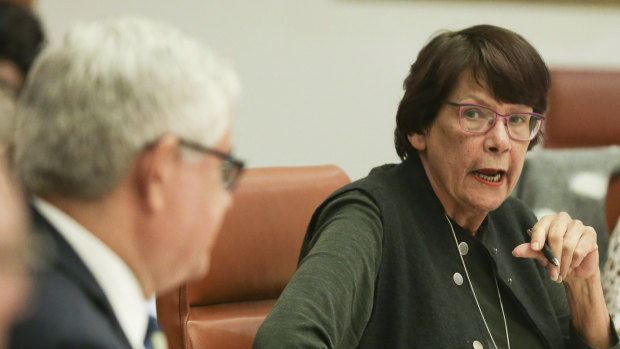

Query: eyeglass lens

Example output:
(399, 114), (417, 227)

(459, 104), (542, 141)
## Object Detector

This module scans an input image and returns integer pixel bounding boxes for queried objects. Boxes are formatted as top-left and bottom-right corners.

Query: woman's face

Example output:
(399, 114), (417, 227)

(408, 72), (531, 225)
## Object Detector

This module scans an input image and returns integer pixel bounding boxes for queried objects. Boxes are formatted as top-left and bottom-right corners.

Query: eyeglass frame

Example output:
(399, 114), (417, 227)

(143, 136), (245, 191)
(443, 101), (545, 142)
(178, 138), (245, 190)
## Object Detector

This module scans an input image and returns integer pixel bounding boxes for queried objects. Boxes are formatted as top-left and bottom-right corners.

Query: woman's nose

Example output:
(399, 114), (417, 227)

(484, 117), (512, 153)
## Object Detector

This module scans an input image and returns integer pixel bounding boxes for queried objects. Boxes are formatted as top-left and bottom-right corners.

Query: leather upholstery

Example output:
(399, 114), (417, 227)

(156, 165), (350, 349)
(545, 69), (620, 232)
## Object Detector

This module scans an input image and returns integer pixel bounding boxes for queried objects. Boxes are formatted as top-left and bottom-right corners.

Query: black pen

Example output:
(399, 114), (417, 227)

(527, 229), (560, 267)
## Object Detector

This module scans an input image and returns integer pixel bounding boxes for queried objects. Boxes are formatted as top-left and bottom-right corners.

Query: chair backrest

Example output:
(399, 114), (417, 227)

(156, 165), (350, 349)
(545, 69), (620, 232)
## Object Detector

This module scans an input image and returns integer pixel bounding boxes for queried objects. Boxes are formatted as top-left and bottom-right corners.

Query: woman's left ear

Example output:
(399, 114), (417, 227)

(408, 133), (427, 151)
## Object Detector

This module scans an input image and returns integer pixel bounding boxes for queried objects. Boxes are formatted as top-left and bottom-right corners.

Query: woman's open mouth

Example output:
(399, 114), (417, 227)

(472, 169), (506, 185)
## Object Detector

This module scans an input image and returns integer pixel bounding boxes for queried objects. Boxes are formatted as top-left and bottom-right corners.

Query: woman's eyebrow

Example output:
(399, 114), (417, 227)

(457, 95), (491, 106)
(458, 95), (531, 113)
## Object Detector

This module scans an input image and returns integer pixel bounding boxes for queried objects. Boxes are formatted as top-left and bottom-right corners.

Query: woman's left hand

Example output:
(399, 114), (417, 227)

(512, 212), (599, 283)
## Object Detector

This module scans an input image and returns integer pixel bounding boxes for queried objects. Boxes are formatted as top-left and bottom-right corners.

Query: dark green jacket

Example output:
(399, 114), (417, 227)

(254, 155), (616, 348)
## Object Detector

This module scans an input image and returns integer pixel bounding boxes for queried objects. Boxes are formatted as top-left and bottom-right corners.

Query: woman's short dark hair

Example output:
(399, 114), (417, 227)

(0, 2), (45, 77)
(394, 24), (550, 160)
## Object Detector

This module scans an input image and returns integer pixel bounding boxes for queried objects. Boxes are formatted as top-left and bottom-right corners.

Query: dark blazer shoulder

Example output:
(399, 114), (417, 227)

(9, 207), (132, 349)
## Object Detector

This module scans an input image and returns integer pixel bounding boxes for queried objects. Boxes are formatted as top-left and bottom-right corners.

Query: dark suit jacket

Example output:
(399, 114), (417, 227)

(9, 207), (133, 349)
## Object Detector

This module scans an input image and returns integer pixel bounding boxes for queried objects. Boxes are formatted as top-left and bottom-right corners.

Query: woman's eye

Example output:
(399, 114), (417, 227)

(463, 108), (483, 119)
(508, 114), (528, 125)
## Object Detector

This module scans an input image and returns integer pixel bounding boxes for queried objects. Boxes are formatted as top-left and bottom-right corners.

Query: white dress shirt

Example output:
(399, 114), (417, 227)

(34, 197), (149, 349)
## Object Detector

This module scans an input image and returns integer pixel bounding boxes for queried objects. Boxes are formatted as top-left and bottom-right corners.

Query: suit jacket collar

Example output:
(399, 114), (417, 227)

(30, 205), (132, 347)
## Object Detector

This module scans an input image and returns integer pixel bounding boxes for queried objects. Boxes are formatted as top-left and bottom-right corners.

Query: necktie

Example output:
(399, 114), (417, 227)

(144, 315), (168, 349)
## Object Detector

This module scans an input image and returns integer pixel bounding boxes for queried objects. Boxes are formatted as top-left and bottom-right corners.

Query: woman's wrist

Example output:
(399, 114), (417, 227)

(564, 270), (611, 349)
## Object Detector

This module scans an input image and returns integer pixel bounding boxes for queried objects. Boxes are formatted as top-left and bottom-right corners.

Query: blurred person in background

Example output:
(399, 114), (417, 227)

(0, 1), (44, 98)
(9, 16), (242, 349)
(0, 139), (29, 349)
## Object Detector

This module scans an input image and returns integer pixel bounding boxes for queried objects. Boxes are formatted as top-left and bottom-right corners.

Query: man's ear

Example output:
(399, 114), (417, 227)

(134, 135), (179, 213)
(408, 132), (427, 152)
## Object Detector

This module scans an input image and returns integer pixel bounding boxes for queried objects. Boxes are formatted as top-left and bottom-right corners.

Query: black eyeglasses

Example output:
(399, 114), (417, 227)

(177, 138), (245, 191)
(143, 136), (244, 191)
(444, 101), (545, 141)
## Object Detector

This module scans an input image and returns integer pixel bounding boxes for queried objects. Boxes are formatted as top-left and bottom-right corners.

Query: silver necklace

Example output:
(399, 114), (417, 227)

(445, 215), (510, 349)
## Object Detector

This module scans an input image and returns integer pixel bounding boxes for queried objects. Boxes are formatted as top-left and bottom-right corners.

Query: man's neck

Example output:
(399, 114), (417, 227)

(42, 187), (153, 297)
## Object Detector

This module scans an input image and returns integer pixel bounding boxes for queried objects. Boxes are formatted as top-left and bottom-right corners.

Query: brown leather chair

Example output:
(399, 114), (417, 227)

(156, 165), (350, 349)
(545, 69), (620, 232)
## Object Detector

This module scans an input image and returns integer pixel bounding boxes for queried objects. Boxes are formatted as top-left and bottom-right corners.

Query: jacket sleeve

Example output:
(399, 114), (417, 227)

(253, 190), (383, 349)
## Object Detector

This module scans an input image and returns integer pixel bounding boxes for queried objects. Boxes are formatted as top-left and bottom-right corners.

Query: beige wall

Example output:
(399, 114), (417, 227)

(36, 0), (620, 180)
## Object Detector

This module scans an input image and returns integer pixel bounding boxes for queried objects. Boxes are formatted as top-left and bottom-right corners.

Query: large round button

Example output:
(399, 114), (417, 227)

(458, 242), (469, 255)
(473, 340), (484, 349)
(453, 272), (464, 286)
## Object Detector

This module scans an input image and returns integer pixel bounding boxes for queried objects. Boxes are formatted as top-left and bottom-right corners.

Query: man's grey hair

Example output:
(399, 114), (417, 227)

(14, 16), (239, 199)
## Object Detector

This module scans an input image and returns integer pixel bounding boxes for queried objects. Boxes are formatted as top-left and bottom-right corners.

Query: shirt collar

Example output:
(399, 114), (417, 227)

(33, 197), (149, 349)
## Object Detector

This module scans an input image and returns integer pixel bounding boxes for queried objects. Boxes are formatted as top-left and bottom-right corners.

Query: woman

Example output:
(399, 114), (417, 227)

(253, 25), (617, 348)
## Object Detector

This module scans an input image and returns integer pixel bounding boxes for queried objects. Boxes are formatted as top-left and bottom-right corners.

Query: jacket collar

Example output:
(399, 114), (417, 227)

(30, 205), (132, 347)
